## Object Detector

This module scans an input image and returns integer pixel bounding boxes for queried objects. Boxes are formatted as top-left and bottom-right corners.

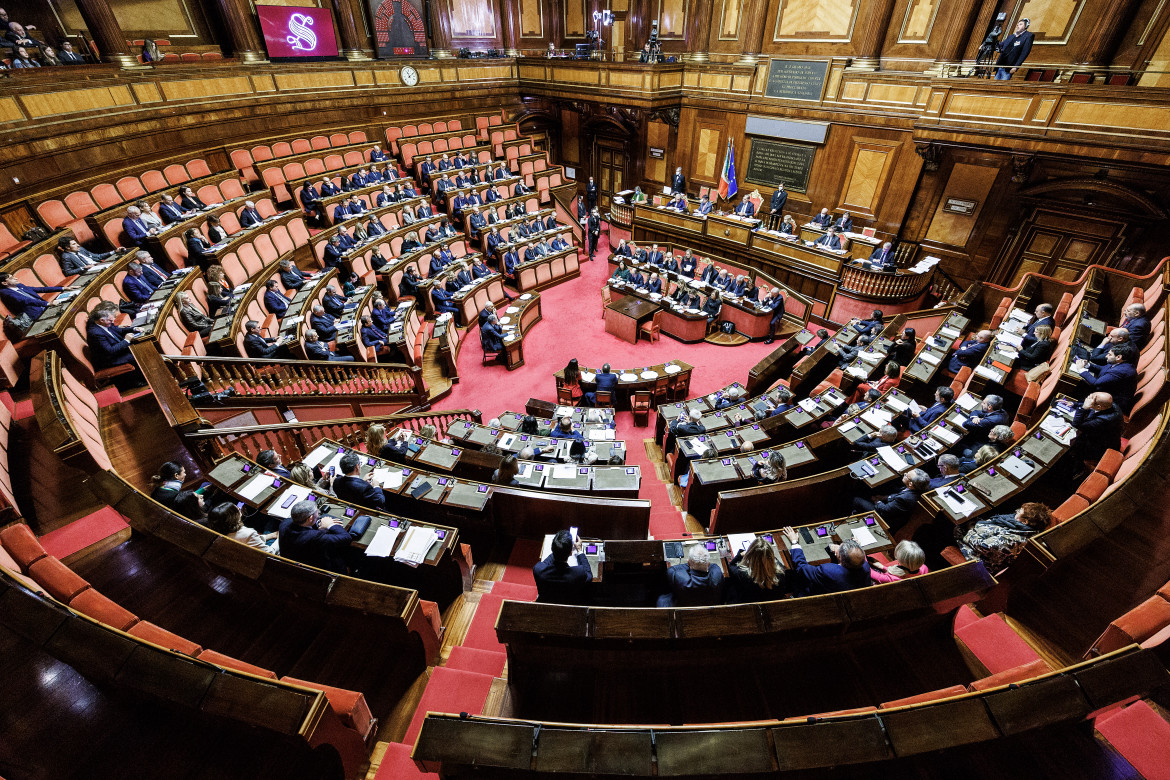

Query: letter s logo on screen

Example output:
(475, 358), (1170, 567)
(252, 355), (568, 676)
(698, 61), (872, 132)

(286, 13), (318, 51)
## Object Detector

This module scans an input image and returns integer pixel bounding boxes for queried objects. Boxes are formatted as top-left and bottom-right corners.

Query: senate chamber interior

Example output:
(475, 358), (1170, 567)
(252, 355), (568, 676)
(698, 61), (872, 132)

(3, 0), (1170, 777)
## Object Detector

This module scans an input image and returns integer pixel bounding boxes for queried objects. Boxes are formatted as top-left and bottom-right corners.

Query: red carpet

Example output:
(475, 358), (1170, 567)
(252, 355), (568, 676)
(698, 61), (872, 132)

(446, 645), (507, 677)
(403, 666), (496, 744)
(431, 224), (782, 538)
(1095, 701), (1170, 780)
(462, 593), (506, 652)
(39, 507), (129, 560)
(502, 538), (541, 583)
(489, 581), (538, 601)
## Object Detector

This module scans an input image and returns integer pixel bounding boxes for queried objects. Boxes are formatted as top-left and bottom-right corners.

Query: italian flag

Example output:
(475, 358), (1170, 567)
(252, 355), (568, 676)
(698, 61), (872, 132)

(717, 139), (738, 201)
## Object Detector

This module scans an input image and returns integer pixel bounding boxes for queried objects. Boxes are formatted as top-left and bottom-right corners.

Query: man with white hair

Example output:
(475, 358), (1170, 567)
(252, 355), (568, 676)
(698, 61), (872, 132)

(658, 544), (724, 607)
(239, 200), (264, 228)
(672, 408), (706, 437)
(278, 499), (353, 574)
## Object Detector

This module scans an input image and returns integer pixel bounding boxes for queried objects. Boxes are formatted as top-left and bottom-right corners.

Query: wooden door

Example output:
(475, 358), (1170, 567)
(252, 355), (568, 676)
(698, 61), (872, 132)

(594, 137), (626, 212)
(1005, 210), (1123, 286)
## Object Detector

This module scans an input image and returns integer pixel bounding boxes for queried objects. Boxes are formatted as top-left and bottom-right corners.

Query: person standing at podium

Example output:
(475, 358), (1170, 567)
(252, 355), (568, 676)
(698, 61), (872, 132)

(767, 184), (787, 231)
(534, 530), (592, 604)
(671, 167), (686, 195)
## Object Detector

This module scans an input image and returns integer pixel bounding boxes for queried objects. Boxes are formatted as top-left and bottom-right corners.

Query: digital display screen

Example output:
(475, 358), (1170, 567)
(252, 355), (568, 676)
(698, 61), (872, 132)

(257, 6), (340, 59)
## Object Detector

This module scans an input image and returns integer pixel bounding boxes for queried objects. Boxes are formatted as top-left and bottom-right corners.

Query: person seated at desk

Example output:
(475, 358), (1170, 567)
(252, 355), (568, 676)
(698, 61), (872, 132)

(1121, 302), (1150, 349)
(322, 286), (347, 319)
(612, 239), (632, 258)
(437, 154), (453, 172)
(868, 241), (895, 270)
(958, 444), (999, 475)
(184, 228), (215, 272)
(886, 327), (917, 367)
(1020, 302), (1055, 348)
(349, 167), (373, 190)
(321, 235), (350, 274)
(336, 226), (359, 252)
(467, 206), (488, 237)
(450, 193), (470, 218)
(679, 250), (698, 278)
(177, 186), (207, 212)
(299, 181), (327, 224)
(853, 424), (899, 454)
(257, 449), (293, 479)
(811, 208), (833, 228)
(726, 274), (747, 297)
(658, 545), (724, 607)
(907, 385), (954, 433)
(500, 247), (520, 282)
(778, 215), (799, 236)
(798, 328), (831, 357)
(86, 305), (144, 389)
(1074, 343), (1137, 414)
(850, 469), (929, 534)
(667, 193), (688, 211)
(870, 540), (928, 584)
(660, 251), (680, 274)
(672, 283), (700, 309)
(766, 386), (795, 418)
(534, 530), (592, 604)
(832, 389), (882, 427)
(947, 329), (993, 374)
(627, 267), (646, 287)
(646, 272), (663, 295)
(752, 451), (786, 484)
(305, 328), (355, 362)
(733, 196), (755, 218)
(332, 452), (386, 511)
(1074, 327), (1134, 366)
(401, 231), (423, 254)
(134, 200), (164, 232)
(957, 503), (1053, 570)
(483, 185), (502, 204)
(523, 243), (543, 263)
(430, 246), (455, 275)
(277, 259), (307, 291)
(813, 226), (843, 251)
(176, 291), (212, 338)
(433, 174), (453, 196)
(0, 272), (64, 320)
(929, 455), (962, 490)
(123, 205), (158, 247)
(492, 454), (522, 486)
(150, 462), (186, 508)
(703, 290), (723, 322)
(368, 298), (394, 333)
(782, 528), (870, 596)
(960, 394), (1008, 452)
(359, 313), (394, 361)
(550, 416), (584, 442)
(365, 216), (387, 239)
(243, 319), (283, 359)
(629, 185), (647, 204)
(470, 257), (492, 280)
(122, 261), (157, 307)
(584, 363), (619, 406)
(833, 211), (853, 232)
(744, 280), (760, 302)
(550, 235), (569, 253)
(480, 313), (506, 357)
(262, 279), (288, 318)
(431, 284), (459, 315)
(235, 200), (263, 229)
(671, 408), (706, 439)
(376, 185), (398, 207)
(447, 263), (473, 291)
(726, 537), (787, 603)
(58, 237), (117, 275)
(699, 260), (718, 285)
(646, 244), (664, 266)
(1070, 391), (1123, 468)
(279, 500), (354, 576)
(1016, 324), (1056, 370)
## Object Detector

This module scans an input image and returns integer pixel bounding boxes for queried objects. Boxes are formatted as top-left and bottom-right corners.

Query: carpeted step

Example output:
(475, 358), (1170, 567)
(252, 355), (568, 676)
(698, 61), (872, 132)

(490, 581), (538, 601)
(462, 593), (505, 653)
(955, 613), (1043, 676)
(501, 539), (541, 584)
(38, 507), (131, 564)
(373, 741), (434, 779)
(403, 667), (495, 744)
(1095, 700), (1170, 780)
(447, 645), (507, 677)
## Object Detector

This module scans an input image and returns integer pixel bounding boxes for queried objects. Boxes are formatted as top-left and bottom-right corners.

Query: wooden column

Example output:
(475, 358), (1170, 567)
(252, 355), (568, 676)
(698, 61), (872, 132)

(848, 0), (898, 71)
(1077, 0), (1142, 65)
(928, 0), (981, 74)
(499, 0), (522, 56)
(214, 0), (268, 63)
(736, 0), (768, 64)
(331, 0), (374, 60)
(74, 0), (138, 68)
(428, 0), (454, 57)
(684, 0), (714, 62)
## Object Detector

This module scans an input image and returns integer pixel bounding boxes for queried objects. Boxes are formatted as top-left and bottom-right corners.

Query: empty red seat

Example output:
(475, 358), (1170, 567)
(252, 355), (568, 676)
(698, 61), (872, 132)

(1091, 592), (1170, 656)
(196, 649), (278, 679)
(28, 556), (91, 601)
(955, 612), (1044, 676)
(186, 158), (212, 178)
(968, 658), (1051, 691)
(1052, 494), (1090, 523)
(0, 523), (47, 570)
(281, 676), (375, 739)
(69, 588), (138, 631)
(1094, 700), (1170, 780)
(140, 170), (168, 193)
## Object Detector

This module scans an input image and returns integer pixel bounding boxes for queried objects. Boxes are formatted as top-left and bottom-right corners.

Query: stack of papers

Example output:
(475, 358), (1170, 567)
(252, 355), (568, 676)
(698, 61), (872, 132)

(919, 351), (941, 365)
(394, 526), (438, 567)
(798, 398), (819, 413)
(975, 365), (1003, 380)
(858, 350), (884, 364)
(933, 426), (960, 445)
(877, 446), (912, 473)
(239, 473), (278, 500)
(861, 407), (894, 428)
(846, 365), (869, 379)
(939, 490), (980, 517)
(587, 428), (616, 441)
(956, 393), (979, 411)
(852, 527), (878, 547)
(551, 464), (577, 479)
(364, 525), (401, 557)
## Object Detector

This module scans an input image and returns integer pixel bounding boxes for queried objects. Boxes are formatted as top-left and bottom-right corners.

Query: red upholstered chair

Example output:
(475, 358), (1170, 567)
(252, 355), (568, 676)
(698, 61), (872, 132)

(1052, 494), (1090, 524)
(129, 620), (203, 655)
(0, 523), (48, 571)
(281, 676), (376, 741)
(196, 649), (278, 679)
(967, 658), (1051, 691)
(879, 685), (969, 708)
(163, 163), (190, 185)
(69, 588), (139, 631)
(28, 556), (91, 601)
(1075, 472), (1110, 502)
(1090, 594), (1170, 656)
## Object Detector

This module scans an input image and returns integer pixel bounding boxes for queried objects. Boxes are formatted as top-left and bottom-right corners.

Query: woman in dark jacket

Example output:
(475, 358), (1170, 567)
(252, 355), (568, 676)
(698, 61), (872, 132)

(725, 537), (786, 603)
(1016, 324), (1056, 370)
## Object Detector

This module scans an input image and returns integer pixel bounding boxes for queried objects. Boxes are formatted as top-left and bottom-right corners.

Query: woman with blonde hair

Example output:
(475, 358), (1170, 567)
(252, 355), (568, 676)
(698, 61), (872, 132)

(366, 423), (387, 455)
(726, 537), (786, 602)
(870, 540), (927, 583)
(751, 450), (786, 484)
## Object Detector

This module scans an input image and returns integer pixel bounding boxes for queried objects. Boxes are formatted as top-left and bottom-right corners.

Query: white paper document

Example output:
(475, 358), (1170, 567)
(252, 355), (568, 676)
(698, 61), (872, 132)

(919, 351), (941, 365)
(726, 533), (757, 554)
(932, 425), (960, 445)
(551, 464), (576, 479)
(238, 473), (277, 501)
(997, 331), (1024, 348)
(877, 445), (912, 472)
(861, 408), (894, 428)
(940, 491), (979, 517)
(956, 393), (979, 411)
(798, 398), (819, 413)
(364, 525), (401, 558)
(303, 446), (333, 469)
(884, 396), (908, 413)
(269, 486), (312, 519)
(846, 365), (869, 379)
(858, 349), (884, 364)
(394, 526), (439, 567)
(975, 366), (1002, 380)
(383, 470), (405, 490)
(371, 467), (394, 487)
(851, 527), (878, 547)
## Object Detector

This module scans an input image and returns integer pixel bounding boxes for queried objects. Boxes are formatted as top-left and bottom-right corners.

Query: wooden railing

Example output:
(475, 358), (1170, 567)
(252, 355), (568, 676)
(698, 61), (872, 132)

(161, 354), (428, 401)
(182, 409), (482, 467)
(838, 262), (936, 302)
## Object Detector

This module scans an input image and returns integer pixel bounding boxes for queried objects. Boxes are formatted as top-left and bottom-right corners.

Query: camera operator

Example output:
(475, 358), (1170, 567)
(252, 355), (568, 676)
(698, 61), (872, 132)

(995, 18), (1034, 80)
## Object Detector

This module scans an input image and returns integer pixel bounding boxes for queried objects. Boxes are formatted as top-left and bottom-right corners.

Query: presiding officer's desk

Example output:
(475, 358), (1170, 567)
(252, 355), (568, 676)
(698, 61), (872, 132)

(495, 520), (996, 724)
(206, 452), (465, 608)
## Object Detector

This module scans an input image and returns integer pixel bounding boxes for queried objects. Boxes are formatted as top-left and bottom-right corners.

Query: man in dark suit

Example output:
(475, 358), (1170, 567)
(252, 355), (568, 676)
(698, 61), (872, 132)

(468, 206), (488, 237)
(671, 408), (706, 439)
(495, 162), (511, 181)
(671, 167), (686, 194)
(533, 530), (592, 604)
(853, 425), (899, 454)
(239, 201), (264, 228)
(763, 288), (786, 344)
(332, 453), (386, 511)
(929, 455), (962, 490)
(1077, 343), (1138, 413)
(322, 286), (347, 319)
(309, 304), (338, 342)
(850, 469), (929, 534)
(57, 41), (87, 64)
(369, 145), (388, 163)
(279, 500), (353, 575)
(360, 314), (392, 361)
(947, 329), (993, 374)
(696, 195), (714, 216)
(1080, 328), (1137, 365)
(585, 177), (599, 209)
(122, 261), (156, 306)
(157, 193), (191, 225)
(811, 208), (832, 228)
(0, 273), (63, 320)
(1122, 303), (1150, 349)
(86, 306), (143, 388)
(584, 363), (619, 406)
(480, 314), (506, 355)
(501, 248), (520, 282)
(299, 182), (326, 224)
(243, 320), (283, 358)
(122, 205), (156, 246)
(767, 184), (787, 230)
(995, 18), (1035, 80)
(1021, 303), (1055, 347)
(59, 238), (117, 275)
(322, 236), (348, 273)
(908, 386), (954, 433)
(961, 394), (1008, 451)
(485, 227), (504, 259)
(782, 529), (871, 596)
(257, 449), (293, 478)
(278, 260), (308, 291)
(814, 227), (842, 251)
(349, 167), (370, 189)
(657, 546), (724, 607)
(587, 209), (601, 260)
(305, 329), (355, 362)
(833, 211), (853, 232)
(1071, 392), (1123, 465)
(431, 285), (459, 315)
(869, 241), (895, 270)
(543, 214), (558, 232)
(734, 196), (755, 217)
(263, 280), (288, 318)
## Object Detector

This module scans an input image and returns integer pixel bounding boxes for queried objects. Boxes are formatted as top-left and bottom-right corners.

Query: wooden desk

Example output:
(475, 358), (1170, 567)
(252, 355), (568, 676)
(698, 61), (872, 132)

(605, 295), (660, 344)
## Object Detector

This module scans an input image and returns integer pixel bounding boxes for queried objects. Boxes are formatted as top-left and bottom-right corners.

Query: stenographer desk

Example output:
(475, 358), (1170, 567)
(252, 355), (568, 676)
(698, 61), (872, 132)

(604, 294), (660, 344)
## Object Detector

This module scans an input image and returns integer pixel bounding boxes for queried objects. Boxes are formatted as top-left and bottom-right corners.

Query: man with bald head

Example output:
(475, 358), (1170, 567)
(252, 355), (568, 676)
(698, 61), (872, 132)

(1071, 392), (1122, 467)
(1080, 327), (1137, 365)
(782, 528), (871, 596)
(948, 329), (993, 374)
